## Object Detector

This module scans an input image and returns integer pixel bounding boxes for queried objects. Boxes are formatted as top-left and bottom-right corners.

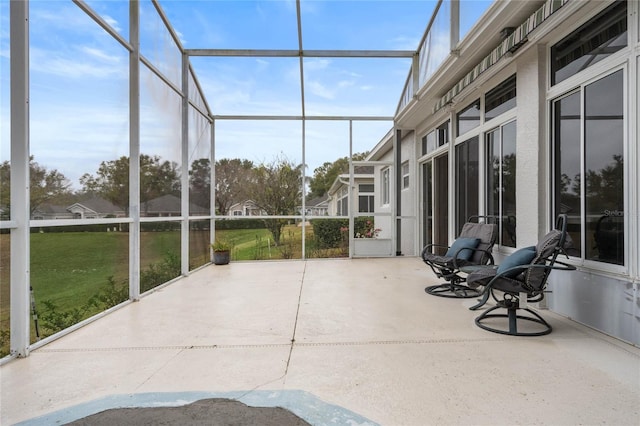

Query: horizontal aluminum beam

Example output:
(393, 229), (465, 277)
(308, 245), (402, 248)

(212, 115), (393, 121)
(185, 49), (414, 58)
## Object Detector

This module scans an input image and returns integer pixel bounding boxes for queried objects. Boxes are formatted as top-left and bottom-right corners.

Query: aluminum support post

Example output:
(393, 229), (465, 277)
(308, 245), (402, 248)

(181, 52), (189, 275)
(129, 0), (141, 300)
(10, 0), (31, 358)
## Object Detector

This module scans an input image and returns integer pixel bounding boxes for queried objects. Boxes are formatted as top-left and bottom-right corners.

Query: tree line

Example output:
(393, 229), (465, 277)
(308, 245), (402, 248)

(0, 153), (367, 245)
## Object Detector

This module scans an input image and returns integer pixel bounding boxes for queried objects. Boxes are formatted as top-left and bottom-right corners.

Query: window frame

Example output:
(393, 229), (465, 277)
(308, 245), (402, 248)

(337, 186), (349, 216)
(456, 99), (481, 137)
(358, 183), (375, 213)
(549, 66), (627, 270)
(381, 167), (390, 206)
(452, 71), (518, 243)
(549, 0), (628, 87)
(485, 119), (517, 248)
(421, 120), (450, 157)
(401, 161), (410, 190)
(485, 74), (517, 122)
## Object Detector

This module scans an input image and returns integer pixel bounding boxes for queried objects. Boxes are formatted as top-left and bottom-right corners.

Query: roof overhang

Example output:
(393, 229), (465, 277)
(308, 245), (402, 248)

(395, 0), (546, 129)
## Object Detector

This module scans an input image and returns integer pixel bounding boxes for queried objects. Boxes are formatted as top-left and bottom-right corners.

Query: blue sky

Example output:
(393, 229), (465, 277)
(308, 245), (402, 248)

(0, 0), (492, 189)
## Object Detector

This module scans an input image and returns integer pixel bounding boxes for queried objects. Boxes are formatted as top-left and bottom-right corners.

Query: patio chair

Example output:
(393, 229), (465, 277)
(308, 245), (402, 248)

(467, 214), (576, 336)
(422, 217), (498, 298)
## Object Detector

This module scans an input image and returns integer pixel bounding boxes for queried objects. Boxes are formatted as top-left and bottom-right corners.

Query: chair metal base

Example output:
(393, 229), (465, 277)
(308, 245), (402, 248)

(475, 301), (552, 336)
(425, 283), (482, 298)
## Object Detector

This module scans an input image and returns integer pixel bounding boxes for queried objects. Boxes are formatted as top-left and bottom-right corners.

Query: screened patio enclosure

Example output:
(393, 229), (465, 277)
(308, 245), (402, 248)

(2, 0), (499, 359)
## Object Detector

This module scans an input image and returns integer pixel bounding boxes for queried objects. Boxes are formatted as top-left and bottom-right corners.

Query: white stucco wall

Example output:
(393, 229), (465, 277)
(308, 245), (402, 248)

(400, 131), (417, 256)
(514, 44), (547, 247)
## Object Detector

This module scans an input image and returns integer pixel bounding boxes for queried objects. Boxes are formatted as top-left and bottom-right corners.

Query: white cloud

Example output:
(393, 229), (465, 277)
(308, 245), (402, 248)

(390, 35), (421, 51)
(80, 46), (122, 64)
(4, 0), (417, 183)
(307, 80), (335, 100)
(102, 15), (122, 33)
(175, 29), (187, 47)
(30, 47), (126, 79)
(339, 70), (362, 79)
(188, 9), (225, 46)
(29, 104), (130, 186)
(304, 58), (331, 71)
(255, 58), (270, 71)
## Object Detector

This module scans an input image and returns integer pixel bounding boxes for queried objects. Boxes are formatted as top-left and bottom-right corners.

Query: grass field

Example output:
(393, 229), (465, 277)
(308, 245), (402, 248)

(0, 224), (346, 357)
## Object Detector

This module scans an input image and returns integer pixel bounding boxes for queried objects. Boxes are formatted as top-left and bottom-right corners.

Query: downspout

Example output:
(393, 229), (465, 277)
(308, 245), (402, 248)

(394, 127), (402, 256)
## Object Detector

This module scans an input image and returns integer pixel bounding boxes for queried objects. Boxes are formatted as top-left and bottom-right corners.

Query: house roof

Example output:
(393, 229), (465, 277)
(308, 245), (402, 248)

(327, 172), (374, 196)
(69, 196), (123, 215)
(306, 195), (329, 208)
(33, 204), (69, 215)
(229, 200), (259, 210)
(142, 194), (208, 215)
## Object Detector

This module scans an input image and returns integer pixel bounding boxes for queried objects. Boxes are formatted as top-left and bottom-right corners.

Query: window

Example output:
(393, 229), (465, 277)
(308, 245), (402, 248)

(552, 70), (624, 265)
(381, 168), (390, 205)
(437, 121), (449, 147)
(358, 184), (374, 213)
(337, 187), (348, 216)
(456, 100), (480, 136)
(551, 1), (627, 85)
(402, 162), (409, 189)
(485, 75), (516, 121)
(421, 120), (449, 156)
(422, 162), (433, 248)
(422, 132), (436, 156)
(455, 137), (479, 234)
(486, 120), (517, 247)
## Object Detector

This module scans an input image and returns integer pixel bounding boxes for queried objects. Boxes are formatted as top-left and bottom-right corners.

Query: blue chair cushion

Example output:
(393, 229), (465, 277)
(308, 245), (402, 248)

(445, 237), (480, 261)
(497, 246), (537, 278)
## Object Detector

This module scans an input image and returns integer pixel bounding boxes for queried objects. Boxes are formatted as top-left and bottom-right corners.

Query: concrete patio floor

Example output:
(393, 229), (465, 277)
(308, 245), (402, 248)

(1, 257), (639, 425)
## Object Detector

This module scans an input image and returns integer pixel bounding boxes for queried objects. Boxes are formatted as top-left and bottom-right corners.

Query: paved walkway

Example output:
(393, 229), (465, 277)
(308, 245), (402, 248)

(2, 257), (639, 425)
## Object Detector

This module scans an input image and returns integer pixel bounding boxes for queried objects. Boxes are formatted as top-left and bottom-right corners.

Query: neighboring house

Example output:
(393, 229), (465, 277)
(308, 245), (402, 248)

(31, 195), (208, 219)
(227, 200), (264, 216)
(31, 196), (126, 220)
(67, 197), (126, 219)
(326, 166), (375, 217)
(302, 195), (329, 216)
(141, 194), (208, 217)
(31, 204), (74, 220)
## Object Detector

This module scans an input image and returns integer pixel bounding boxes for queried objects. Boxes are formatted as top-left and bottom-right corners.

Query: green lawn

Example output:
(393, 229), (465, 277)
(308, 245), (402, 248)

(0, 224), (346, 357)
(219, 225), (347, 260)
(30, 232), (130, 311)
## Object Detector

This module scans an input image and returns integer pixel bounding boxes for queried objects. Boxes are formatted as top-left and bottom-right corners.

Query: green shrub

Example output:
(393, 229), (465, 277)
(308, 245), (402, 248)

(39, 299), (94, 335)
(140, 251), (181, 293)
(310, 219), (348, 249)
(38, 275), (129, 338)
(141, 222), (180, 232)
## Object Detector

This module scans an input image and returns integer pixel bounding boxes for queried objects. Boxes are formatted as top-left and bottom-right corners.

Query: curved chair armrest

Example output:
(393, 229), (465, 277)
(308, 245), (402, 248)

(469, 260), (576, 311)
(549, 259), (577, 271)
(483, 261), (574, 286)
